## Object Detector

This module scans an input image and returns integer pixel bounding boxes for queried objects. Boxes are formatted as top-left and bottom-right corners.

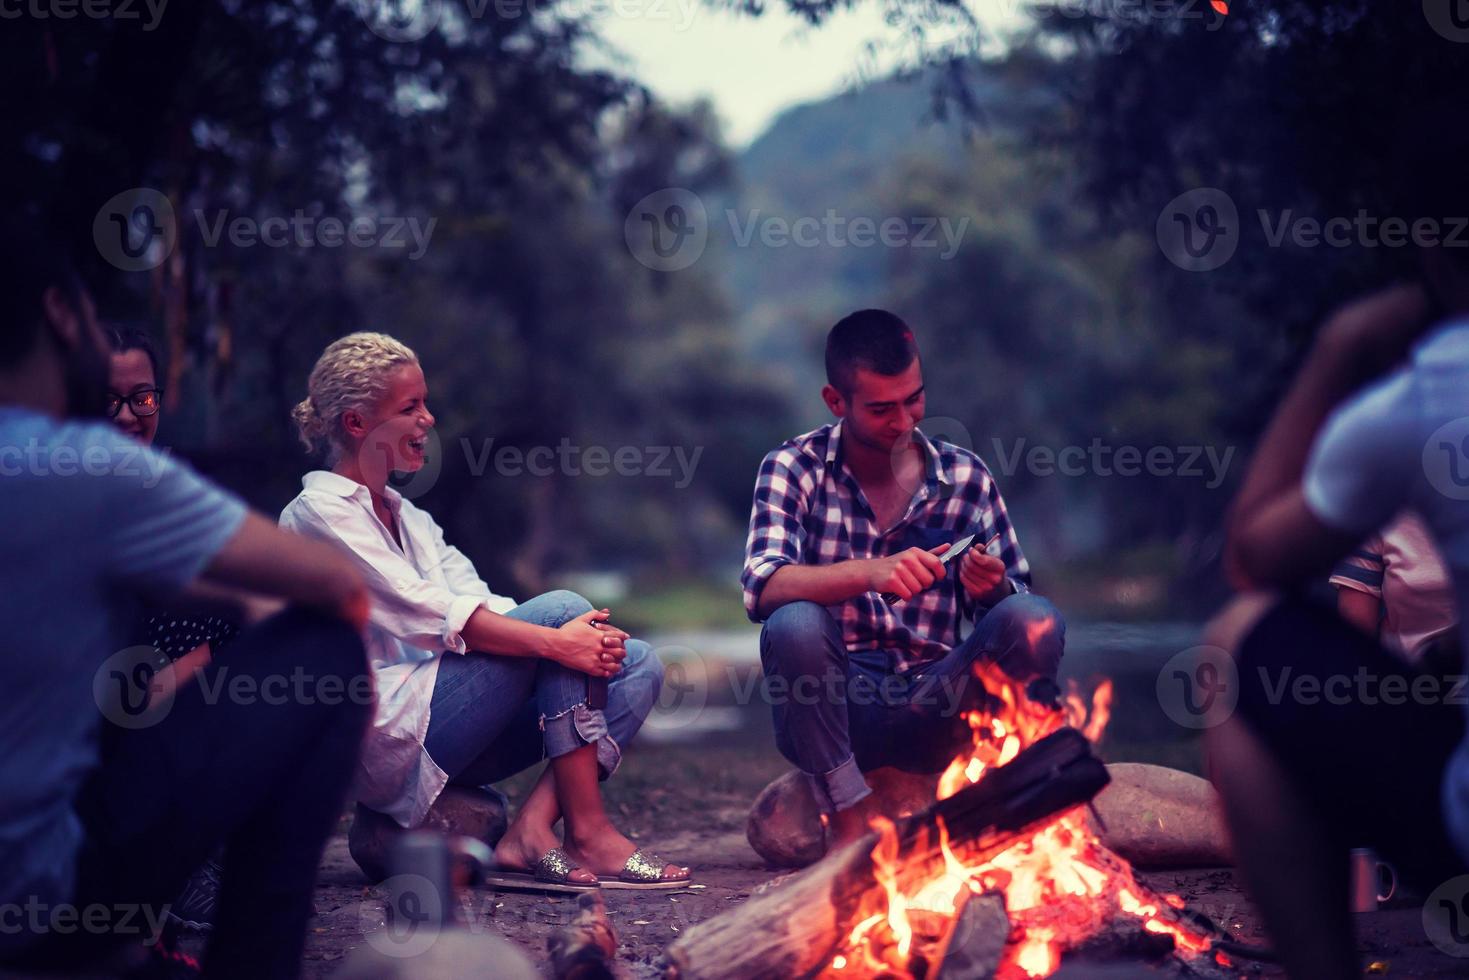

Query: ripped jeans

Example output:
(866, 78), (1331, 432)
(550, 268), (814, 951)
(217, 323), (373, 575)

(422, 590), (664, 787)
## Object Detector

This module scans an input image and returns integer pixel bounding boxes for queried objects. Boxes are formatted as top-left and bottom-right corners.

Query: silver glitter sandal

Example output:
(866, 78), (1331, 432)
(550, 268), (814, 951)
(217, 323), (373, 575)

(482, 847), (599, 893)
(597, 848), (692, 890)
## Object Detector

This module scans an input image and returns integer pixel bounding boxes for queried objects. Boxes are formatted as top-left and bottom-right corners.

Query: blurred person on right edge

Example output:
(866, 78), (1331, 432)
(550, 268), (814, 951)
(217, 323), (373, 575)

(1330, 510), (1460, 673)
(1205, 96), (1469, 978)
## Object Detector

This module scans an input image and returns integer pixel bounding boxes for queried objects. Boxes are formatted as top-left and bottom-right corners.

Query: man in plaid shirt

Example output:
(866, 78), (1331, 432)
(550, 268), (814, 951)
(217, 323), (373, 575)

(741, 309), (1065, 847)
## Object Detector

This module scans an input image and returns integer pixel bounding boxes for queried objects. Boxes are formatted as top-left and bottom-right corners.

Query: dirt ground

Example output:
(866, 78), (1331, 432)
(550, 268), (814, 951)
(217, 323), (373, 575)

(39, 633), (1469, 978)
(234, 731), (1469, 980)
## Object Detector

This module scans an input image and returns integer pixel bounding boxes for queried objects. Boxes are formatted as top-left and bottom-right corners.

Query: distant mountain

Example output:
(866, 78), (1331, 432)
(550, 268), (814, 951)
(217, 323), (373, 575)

(710, 65), (1030, 401)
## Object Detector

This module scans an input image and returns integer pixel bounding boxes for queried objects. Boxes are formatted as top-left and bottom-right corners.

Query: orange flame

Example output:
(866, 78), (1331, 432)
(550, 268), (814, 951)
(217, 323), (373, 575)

(827, 667), (1211, 979)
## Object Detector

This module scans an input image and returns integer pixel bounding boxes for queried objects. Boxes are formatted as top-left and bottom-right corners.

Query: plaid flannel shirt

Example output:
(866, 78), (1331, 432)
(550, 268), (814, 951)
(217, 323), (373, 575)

(741, 421), (1032, 673)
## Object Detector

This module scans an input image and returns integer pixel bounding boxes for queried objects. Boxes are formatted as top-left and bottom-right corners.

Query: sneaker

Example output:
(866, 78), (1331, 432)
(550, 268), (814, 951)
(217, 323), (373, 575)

(165, 857), (223, 933)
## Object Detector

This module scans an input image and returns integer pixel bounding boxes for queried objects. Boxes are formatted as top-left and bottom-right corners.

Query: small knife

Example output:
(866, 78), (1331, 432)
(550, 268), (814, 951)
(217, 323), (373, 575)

(880, 532), (985, 605)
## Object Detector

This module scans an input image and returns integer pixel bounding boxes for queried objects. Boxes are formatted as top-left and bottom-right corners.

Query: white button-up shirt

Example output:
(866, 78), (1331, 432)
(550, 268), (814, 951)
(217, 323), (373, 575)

(279, 470), (516, 827)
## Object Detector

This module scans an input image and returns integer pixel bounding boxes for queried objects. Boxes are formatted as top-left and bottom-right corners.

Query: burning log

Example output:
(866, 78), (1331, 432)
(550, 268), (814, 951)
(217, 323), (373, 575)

(549, 890), (618, 980)
(662, 729), (1109, 980)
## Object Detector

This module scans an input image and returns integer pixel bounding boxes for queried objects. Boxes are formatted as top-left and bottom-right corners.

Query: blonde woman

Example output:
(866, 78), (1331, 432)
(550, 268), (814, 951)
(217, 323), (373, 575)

(280, 333), (688, 889)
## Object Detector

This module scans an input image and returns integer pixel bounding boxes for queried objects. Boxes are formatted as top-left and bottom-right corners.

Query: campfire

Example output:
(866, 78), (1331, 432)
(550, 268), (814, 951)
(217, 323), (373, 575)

(826, 660), (1218, 978)
(664, 663), (1234, 980)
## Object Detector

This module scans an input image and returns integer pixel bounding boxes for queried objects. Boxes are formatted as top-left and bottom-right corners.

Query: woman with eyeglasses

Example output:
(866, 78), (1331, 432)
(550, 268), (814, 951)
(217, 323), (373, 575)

(104, 325), (237, 936)
(105, 326), (164, 444)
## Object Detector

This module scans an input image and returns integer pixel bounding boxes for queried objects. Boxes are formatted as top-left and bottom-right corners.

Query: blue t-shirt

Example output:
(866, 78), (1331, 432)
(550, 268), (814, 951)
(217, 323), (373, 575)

(1303, 318), (1469, 866)
(0, 407), (246, 948)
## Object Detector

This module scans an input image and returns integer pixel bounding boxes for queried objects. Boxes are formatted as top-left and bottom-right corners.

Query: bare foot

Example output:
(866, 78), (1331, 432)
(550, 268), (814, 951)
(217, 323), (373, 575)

(494, 821), (597, 884)
(564, 822), (689, 882)
(828, 795), (887, 849)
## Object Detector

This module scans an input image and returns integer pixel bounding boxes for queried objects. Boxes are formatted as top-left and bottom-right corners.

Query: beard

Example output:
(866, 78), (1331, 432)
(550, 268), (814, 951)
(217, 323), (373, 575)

(63, 330), (112, 420)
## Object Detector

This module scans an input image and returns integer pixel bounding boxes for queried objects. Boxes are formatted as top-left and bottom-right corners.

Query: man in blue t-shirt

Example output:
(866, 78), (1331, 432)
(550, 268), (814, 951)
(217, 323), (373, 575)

(0, 228), (372, 979)
(1205, 113), (1469, 976)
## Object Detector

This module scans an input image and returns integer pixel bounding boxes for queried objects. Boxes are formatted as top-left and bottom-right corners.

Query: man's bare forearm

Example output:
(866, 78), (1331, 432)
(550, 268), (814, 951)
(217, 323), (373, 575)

(202, 512), (367, 621)
(1226, 287), (1429, 581)
(755, 561), (874, 619)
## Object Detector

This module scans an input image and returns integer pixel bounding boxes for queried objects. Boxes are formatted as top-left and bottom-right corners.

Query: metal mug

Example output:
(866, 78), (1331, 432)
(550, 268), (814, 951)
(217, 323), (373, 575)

(386, 832), (495, 928)
(1350, 847), (1398, 912)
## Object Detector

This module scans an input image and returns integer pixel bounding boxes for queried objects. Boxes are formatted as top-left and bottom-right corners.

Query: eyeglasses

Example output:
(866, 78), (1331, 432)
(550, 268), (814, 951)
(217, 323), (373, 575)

(105, 388), (164, 419)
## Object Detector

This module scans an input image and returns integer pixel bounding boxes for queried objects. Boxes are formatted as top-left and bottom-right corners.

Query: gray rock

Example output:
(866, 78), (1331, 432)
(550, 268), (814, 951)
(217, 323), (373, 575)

(1091, 763), (1232, 869)
(348, 787), (510, 884)
(938, 891), (1009, 979)
(745, 767), (941, 868)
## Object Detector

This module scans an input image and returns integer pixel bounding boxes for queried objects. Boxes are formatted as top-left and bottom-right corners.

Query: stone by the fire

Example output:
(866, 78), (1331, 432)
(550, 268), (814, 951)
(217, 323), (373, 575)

(746, 768), (941, 868)
(1088, 763), (1232, 869)
(937, 892), (1008, 979)
(334, 929), (537, 980)
(348, 787), (510, 883)
(746, 763), (1231, 870)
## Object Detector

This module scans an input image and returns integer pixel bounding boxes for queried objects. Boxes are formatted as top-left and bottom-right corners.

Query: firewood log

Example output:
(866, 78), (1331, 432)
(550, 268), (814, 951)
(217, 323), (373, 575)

(549, 890), (618, 980)
(663, 729), (1108, 980)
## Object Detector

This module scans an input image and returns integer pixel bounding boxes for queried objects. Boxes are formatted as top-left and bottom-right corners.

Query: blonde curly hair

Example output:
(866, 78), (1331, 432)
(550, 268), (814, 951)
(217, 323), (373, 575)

(292, 332), (420, 462)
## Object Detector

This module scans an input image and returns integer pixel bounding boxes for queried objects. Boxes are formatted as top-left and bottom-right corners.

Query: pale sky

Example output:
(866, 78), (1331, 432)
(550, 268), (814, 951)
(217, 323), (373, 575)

(593, 1), (1025, 147)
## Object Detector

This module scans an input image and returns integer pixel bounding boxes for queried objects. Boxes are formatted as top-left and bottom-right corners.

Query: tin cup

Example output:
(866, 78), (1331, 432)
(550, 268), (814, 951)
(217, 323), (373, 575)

(1350, 847), (1398, 912)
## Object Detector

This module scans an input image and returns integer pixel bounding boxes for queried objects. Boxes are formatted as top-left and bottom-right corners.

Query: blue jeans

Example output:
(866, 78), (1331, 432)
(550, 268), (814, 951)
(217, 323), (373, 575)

(423, 590), (664, 786)
(758, 593), (1065, 813)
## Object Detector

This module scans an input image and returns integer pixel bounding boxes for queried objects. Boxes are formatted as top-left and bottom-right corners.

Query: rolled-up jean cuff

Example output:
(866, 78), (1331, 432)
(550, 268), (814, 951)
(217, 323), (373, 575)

(542, 703), (622, 779)
(807, 755), (872, 814)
